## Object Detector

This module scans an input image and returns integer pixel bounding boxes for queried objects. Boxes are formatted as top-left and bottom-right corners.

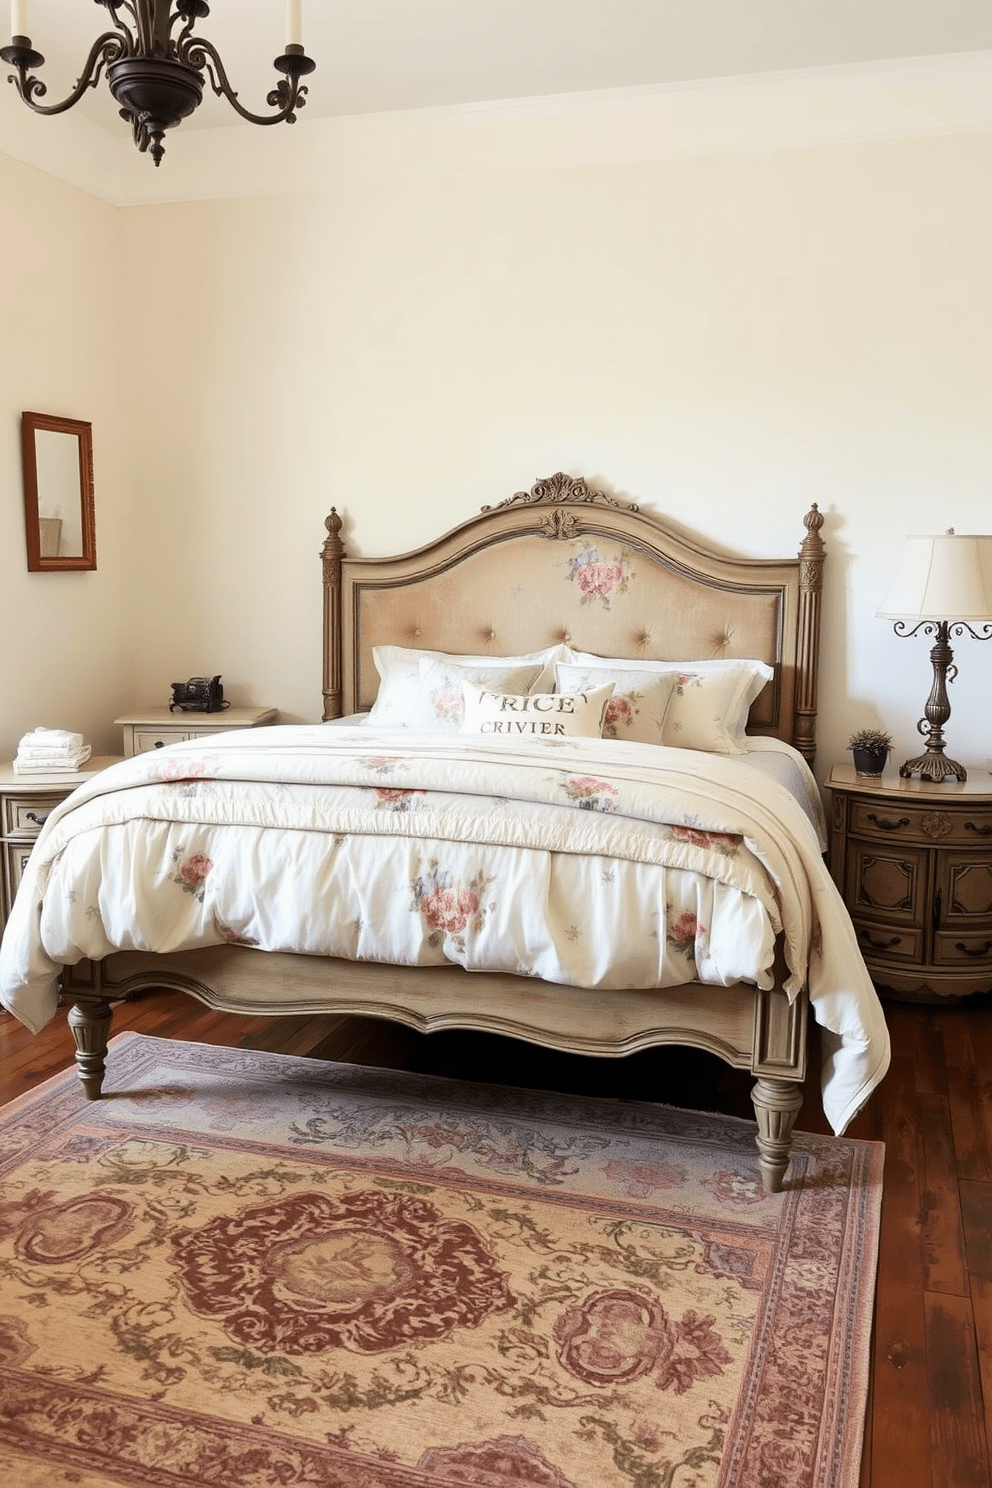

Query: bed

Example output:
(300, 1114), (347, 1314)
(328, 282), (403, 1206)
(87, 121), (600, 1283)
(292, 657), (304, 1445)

(0, 472), (889, 1191)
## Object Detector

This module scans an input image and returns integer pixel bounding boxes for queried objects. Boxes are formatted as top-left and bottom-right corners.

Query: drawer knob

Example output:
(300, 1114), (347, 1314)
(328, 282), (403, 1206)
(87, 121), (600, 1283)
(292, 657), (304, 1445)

(25, 811), (50, 827)
(954, 940), (992, 959)
(866, 812), (910, 832)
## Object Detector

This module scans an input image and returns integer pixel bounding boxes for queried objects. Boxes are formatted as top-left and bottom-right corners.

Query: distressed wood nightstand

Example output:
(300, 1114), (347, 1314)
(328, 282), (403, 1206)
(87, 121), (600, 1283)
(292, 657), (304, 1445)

(0, 756), (123, 934)
(114, 706), (277, 757)
(827, 763), (992, 1001)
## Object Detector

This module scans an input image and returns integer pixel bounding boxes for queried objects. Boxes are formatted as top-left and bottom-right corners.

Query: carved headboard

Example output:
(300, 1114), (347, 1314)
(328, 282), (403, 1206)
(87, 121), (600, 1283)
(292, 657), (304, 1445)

(320, 473), (825, 762)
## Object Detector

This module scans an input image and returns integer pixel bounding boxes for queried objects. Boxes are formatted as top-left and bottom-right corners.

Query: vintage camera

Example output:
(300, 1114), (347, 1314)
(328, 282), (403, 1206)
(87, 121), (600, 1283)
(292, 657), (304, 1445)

(170, 676), (226, 713)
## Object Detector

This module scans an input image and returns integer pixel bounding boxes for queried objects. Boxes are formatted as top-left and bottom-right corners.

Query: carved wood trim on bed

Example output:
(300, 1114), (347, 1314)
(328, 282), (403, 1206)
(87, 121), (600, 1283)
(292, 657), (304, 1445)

(61, 473), (826, 1193)
(322, 472), (824, 766)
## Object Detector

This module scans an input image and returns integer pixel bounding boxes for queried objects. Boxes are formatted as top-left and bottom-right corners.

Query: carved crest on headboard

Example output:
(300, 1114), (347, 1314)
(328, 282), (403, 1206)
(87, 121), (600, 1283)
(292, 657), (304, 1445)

(483, 471), (640, 526)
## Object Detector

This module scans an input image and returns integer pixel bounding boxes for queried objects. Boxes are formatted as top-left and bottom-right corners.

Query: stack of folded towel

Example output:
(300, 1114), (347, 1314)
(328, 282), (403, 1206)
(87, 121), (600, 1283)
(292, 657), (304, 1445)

(13, 727), (92, 775)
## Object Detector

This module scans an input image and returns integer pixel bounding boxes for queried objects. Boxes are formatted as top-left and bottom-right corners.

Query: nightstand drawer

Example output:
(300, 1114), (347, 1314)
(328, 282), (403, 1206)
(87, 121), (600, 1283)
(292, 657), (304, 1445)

(3, 794), (60, 838)
(131, 728), (193, 753)
(849, 800), (992, 847)
(852, 918), (925, 963)
(117, 708), (276, 757)
(844, 839), (929, 923)
(933, 930), (992, 967)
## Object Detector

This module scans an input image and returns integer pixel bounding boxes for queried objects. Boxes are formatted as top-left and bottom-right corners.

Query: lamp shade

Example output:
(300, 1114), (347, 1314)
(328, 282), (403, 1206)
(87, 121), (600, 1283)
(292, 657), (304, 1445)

(877, 534), (992, 621)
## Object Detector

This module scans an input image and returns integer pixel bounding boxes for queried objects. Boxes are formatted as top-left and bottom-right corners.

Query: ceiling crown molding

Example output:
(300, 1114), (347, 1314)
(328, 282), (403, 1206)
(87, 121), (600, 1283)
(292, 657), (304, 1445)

(2, 50), (991, 207)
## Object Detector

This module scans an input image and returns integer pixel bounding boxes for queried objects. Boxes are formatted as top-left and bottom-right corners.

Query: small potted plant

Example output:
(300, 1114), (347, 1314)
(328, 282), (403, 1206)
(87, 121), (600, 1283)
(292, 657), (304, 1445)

(848, 727), (892, 778)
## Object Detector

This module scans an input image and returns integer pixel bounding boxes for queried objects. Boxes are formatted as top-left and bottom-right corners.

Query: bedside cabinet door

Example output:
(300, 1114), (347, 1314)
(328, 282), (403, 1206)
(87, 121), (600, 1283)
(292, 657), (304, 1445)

(844, 838), (929, 923)
(932, 852), (992, 969)
(3, 841), (36, 918)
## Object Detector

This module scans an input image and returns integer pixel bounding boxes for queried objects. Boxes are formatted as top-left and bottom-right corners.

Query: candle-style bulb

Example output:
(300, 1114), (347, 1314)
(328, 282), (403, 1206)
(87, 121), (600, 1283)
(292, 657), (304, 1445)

(286, 0), (303, 48)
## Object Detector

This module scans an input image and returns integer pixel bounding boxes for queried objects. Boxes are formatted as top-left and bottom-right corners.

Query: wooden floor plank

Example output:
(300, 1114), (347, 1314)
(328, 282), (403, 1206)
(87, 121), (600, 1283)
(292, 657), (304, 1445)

(924, 1291), (991, 1488)
(942, 1010), (992, 1184)
(916, 1092), (969, 1299)
(866, 1011), (932, 1487)
(961, 1179), (992, 1478)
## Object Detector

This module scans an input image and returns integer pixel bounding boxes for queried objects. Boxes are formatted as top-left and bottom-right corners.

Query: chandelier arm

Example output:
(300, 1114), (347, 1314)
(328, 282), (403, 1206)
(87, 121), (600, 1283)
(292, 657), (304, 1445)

(3, 32), (125, 116)
(186, 36), (312, 125)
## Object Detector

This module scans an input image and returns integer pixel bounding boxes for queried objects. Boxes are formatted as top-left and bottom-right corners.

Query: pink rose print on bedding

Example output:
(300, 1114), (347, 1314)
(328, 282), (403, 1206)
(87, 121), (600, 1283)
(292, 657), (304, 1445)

(566, 545), (632, 610)
(411, 864), (493, 951)
(428, 686), (464, 726)
(602, 691), (644, 739)
(667, 909), (704, 958)
(560, 775), (618, 812)
(671, 824), (740, 853)
(374, 786), (423, 811)
(157, 757), (209, 782)
(172, 850), (213, 902)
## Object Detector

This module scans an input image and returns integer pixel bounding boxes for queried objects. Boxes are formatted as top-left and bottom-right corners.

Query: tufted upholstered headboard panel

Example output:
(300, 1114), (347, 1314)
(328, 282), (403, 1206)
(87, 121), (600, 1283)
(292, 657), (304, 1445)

(320, 473), (826, 763)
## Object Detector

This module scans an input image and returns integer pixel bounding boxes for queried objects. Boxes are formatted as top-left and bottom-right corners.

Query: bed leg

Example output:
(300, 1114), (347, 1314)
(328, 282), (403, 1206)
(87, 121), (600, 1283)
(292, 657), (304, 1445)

(67, 996), (113, 1099)
(751, 1077), (803, 1193)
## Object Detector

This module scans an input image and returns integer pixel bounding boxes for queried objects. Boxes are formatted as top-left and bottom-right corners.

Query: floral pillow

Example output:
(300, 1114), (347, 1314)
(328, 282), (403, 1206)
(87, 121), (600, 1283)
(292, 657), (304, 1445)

(367, 643), (572, 727)
(555, 664), (676, 745)
(460, 681), (615, 739)
(565, 653), (772, 754)
(410, 660), (544, 731)
(662, 667), (771, 754)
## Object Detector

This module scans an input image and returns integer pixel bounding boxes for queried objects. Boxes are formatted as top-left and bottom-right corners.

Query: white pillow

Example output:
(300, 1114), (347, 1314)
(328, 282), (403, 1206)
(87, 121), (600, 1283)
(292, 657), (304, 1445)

(367, 643), (573, 726)
(411, 660), (544, 730)
(555, 664), (676, 745)
(461, 681), (615, 739)
(564, 653), (772, 754)
(663, 667), (772, 754)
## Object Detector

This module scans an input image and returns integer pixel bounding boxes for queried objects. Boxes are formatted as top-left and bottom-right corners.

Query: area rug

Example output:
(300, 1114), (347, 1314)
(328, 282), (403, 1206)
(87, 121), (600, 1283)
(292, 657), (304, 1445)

(0, 1033), (882, 1488)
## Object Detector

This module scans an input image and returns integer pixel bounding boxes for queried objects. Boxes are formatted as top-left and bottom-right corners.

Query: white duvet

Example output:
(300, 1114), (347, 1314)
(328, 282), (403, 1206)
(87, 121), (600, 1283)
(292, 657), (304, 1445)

(0, 724), (889, 1133)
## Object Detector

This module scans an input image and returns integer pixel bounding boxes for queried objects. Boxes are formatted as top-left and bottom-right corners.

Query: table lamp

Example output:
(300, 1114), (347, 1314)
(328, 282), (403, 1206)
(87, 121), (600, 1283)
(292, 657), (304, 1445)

(877, 531), (992, 782)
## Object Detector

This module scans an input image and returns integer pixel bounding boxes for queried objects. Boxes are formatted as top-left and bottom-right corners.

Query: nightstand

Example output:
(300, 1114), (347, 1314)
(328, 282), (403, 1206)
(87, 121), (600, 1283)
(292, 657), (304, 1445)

(0, 756), (123, 933)
(827, 763), (992, 1001)
(114, 706), (277, 757)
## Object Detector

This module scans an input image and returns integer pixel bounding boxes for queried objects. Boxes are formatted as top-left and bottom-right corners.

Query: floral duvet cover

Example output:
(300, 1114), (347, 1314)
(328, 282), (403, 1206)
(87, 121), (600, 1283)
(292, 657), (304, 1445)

(0, 724), (889, 1132)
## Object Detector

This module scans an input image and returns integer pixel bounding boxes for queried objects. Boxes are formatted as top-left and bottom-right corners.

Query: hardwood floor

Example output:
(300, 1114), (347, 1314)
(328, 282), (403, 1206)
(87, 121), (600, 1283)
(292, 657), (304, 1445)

(2, 989), (991, 1488)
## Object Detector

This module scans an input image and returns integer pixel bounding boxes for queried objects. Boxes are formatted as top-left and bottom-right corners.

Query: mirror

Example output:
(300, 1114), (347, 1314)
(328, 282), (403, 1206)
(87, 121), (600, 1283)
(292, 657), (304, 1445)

(21, 411), (96, 572)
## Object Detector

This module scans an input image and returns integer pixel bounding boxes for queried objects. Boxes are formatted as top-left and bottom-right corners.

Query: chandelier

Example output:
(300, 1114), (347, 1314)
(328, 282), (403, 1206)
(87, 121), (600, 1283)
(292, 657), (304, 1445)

(2, 1), (316, 166)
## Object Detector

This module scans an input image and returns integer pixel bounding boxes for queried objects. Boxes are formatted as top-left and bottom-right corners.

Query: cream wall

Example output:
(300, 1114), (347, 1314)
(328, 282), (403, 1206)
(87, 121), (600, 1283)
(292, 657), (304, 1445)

(119, 125), (992, 782)
(2, 96), (991, 784)
(0, 153), (129, 760)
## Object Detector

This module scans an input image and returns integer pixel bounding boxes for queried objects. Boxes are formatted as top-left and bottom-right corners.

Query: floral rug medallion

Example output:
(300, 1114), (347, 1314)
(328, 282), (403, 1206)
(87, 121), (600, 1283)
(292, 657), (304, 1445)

(0, 1033), (883, 1488)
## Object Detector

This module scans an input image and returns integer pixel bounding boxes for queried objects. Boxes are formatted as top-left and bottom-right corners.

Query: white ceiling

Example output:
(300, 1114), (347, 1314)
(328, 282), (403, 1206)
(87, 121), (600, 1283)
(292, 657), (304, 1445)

(9, 0), (992, 126)
(3, 1), (992, 201)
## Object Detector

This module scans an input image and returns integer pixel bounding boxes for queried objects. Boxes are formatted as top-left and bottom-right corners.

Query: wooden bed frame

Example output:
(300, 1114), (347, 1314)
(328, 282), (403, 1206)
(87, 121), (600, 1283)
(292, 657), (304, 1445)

(61, 473), (826, 1191)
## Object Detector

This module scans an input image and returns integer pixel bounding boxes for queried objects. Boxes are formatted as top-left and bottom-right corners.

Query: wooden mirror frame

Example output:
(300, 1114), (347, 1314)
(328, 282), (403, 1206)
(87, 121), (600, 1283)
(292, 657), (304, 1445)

(22, 411), (97, 572)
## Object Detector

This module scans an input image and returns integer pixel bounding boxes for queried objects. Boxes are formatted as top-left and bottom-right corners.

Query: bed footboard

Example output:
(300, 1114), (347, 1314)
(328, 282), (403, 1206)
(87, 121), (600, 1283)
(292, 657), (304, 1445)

(60, 946), (807, 1191)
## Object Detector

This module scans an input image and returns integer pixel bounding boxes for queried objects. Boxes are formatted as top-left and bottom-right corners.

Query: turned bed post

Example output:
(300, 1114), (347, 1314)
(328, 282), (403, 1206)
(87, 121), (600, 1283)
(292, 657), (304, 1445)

(793, 503), (825, 768)
(321, 506), (344, 720)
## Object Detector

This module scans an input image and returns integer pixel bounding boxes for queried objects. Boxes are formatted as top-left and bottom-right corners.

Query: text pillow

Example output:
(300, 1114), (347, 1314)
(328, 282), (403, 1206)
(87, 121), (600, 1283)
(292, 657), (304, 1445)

(461, 682), (615, 739)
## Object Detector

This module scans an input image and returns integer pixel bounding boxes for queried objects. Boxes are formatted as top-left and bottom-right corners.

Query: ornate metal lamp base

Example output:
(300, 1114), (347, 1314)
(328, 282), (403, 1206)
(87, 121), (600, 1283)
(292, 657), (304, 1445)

(899, 751), (967, 783)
